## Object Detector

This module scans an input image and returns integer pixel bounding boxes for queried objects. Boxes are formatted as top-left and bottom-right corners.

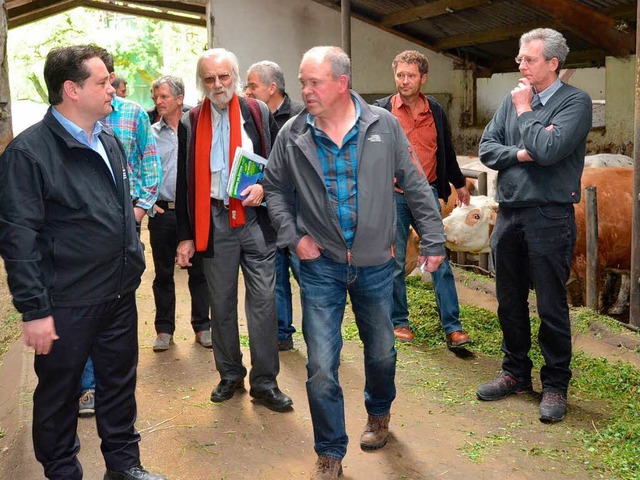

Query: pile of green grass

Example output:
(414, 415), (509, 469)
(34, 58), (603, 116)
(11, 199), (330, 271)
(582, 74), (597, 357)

(401, 275), (640, 479)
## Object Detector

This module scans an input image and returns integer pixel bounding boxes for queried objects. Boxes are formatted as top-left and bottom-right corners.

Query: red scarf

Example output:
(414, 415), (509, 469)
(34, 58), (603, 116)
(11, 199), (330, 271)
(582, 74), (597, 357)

(193, 94), (245, 251)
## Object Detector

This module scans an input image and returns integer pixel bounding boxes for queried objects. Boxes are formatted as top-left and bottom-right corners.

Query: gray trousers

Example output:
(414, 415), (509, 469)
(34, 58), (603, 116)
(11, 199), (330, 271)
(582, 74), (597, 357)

(203, 203), (279, 390)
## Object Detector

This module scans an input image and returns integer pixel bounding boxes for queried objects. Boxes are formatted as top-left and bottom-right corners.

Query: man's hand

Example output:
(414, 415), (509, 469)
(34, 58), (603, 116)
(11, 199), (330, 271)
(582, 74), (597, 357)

(418, 255), (445, 273)
(177, 239), (195, 268)
(241, 184), (264, 207)
(455, 186), (471, 206)
(133, 206), (146, 223)
(511, 77), (534, 116)
(295, 235), (322, 260)
(23, 316), (59, 355)
(517, 149), (534, 163)
(153, 204), (165, 215)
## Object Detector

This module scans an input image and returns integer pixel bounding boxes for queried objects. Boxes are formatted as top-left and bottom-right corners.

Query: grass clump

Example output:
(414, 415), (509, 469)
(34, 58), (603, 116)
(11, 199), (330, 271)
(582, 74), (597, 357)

(403, 275), (640, 479)
(0, 311), (21, 359)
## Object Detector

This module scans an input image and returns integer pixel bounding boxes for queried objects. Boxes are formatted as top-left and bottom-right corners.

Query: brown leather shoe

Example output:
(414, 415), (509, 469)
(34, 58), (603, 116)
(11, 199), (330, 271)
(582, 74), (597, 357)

(393, 326), (414, 342)
(309, 456), (342, 479)
(446, 330), (471, 348)
(360, 413), (390, 451)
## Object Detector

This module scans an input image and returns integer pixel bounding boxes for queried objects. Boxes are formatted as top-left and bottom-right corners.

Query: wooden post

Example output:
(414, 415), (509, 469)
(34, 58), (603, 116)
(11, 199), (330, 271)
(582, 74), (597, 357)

(0, 0), (13, 153)
(629, 0), (640, 327)
(206, 0), (215, 48)
(585, 186), (599, 310)
(341, 0), (351, 60)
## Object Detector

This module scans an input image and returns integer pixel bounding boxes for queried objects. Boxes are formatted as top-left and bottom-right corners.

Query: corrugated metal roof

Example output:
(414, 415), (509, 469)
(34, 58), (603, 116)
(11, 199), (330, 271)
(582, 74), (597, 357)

(4, 0), (637, 75)
(320, 0), (637, 74)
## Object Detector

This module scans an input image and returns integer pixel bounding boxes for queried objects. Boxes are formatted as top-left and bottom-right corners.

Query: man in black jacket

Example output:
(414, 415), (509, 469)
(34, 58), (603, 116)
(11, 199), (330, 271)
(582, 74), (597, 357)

(375, 50), (472, 348)
(0, 45), (165, 480)
(244, 60), (304, 352)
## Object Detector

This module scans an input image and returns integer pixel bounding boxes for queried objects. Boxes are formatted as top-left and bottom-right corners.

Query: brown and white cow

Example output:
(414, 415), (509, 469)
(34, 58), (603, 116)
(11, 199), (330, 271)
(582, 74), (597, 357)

(404, 179), (476, 274)
(440, 167), (633, 312)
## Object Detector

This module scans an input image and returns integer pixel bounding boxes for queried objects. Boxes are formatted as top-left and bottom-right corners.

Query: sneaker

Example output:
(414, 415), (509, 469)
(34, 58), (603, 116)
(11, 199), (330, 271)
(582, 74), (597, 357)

(360, 412), (390, 451)
(476, 371), (533, 401)
(152, 333), (174, 352)
(393, 326), (414, 342)
(446, 331), (472, 349)
(539, 391), (567, 423)
(195, 329), (212, 348)
(79, 389), (95, 417)
(309, 456), (343, 480)
(278, 336), (294, 351)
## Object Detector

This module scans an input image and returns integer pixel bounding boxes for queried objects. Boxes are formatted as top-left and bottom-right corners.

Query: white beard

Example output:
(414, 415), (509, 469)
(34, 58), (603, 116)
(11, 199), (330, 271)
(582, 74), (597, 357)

(207, 87), (234, 108)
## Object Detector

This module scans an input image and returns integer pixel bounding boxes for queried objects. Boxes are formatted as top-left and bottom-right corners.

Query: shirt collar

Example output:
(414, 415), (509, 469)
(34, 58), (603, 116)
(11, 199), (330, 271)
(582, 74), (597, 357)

(538, 77), (563, 106)
(306, 93), (361, 130)
(51, 106), (103, 146)
(110, 94), (123, 113)
(391, 92), (430, 113)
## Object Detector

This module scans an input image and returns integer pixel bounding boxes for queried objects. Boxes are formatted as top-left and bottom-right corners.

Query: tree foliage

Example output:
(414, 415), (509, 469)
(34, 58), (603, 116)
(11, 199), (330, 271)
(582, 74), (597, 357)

(8, 7), (207, 108)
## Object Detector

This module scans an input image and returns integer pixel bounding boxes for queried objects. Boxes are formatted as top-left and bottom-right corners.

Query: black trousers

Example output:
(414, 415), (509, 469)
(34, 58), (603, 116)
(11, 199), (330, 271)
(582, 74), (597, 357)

(33, 293), (140, 479)
(148, 208), (210, 335)
(492, 204), (576, 393)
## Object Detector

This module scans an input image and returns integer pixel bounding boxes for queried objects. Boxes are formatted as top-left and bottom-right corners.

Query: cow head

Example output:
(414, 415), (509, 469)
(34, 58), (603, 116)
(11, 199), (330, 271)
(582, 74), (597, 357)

(443, 196), (498, 254)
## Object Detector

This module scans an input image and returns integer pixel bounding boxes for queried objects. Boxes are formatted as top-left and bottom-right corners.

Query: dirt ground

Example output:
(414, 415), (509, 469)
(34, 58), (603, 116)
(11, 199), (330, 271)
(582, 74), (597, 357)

(0, 224), (637, 480)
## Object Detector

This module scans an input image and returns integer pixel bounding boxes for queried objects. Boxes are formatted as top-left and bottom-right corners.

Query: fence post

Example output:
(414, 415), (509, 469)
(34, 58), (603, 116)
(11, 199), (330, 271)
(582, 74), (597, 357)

(585, 186), (598, 310)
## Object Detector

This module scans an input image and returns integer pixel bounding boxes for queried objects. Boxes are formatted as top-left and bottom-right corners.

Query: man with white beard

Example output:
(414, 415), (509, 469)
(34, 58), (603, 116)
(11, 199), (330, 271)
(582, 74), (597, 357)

(175, 48), (292, 412)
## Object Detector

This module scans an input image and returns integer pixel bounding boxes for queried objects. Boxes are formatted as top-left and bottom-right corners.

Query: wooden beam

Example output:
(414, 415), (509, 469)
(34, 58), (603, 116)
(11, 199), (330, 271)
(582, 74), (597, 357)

(603, 3), (638, 20)
(115, 0), (206, 15)
(381, 0), (490, 27)
(84, 1), (205, 25)
(8, 0), (83, 28)
(523, 0), (635, 57)
(7, 0), (206, 28)
(435, 20), (560, 50)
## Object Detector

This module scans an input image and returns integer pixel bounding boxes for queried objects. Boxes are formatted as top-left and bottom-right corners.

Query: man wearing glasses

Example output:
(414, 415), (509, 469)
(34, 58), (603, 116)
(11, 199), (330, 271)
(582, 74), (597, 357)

(477, 28), (592, 424)
(175, 49), (292, 412)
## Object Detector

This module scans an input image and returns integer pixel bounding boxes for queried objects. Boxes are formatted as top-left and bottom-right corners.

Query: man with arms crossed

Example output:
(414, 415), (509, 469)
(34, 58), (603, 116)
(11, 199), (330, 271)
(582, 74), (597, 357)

(477, 28), (592, 423)
(0, 45), (165, 480)
(263, 46), (446, 480)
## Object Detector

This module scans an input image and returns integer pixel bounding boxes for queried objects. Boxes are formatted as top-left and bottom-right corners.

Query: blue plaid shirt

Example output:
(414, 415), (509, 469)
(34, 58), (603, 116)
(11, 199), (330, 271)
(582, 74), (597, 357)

(307, 98), (361, 248)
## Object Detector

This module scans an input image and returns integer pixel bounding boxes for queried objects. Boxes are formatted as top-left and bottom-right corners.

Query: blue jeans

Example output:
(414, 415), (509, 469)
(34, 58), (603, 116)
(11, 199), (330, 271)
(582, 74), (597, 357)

(80, 357), (95, 393)
(275, 248), (300, 341)
(492, 204), (576, 393)
(300, 255), (396, 460)
(392, 188), (462, 334)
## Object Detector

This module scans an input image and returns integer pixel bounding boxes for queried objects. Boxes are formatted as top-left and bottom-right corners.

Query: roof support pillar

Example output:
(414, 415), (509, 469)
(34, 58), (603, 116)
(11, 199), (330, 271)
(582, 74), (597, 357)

(341, 0), (351, 60)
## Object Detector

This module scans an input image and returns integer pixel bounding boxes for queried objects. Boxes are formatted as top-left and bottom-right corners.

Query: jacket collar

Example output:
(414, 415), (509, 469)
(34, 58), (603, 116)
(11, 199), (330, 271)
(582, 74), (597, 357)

(289, 90), (377, 138)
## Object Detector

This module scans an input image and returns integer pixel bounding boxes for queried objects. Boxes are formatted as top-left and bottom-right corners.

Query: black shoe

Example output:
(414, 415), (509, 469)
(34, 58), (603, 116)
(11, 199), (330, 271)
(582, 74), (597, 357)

(210, 379), (244, 403)
(539, 391), (567, 423)
(278, 336), (294, 351)
(249, 387), (293, 412)
(476, 371), (533, 401)
(104, 465), (167, 480)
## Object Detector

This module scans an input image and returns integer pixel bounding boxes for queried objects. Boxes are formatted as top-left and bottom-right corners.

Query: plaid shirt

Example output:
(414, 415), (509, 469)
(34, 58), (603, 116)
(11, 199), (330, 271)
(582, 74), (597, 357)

(103, 96), (161, 210)
(307, 99), (361, 248)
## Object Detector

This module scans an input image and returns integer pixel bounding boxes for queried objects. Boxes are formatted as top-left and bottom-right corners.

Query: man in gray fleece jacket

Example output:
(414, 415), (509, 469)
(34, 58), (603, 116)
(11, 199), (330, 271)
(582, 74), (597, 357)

(263, 46), (445, 480)
(477, 28), (592, 425)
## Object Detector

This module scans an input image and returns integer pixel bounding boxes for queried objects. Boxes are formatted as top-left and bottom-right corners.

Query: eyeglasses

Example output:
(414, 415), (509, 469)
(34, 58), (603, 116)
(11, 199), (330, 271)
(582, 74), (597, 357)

(515, 56), (551, 65)
(202, 73), (232, 85)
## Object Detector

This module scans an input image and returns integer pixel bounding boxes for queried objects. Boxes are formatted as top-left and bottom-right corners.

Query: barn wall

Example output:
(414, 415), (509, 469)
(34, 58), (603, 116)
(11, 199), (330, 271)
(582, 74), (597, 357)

(210, 0), (635, 155)
(208, 0), (454, 101)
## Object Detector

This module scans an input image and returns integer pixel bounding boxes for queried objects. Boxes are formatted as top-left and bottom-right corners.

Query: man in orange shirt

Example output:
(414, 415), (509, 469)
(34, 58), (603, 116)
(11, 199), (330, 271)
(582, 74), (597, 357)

(375, 50), (472, 348)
